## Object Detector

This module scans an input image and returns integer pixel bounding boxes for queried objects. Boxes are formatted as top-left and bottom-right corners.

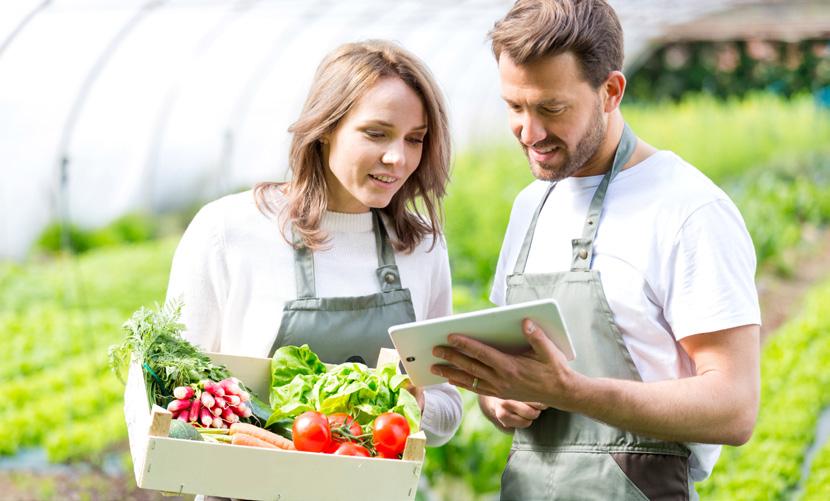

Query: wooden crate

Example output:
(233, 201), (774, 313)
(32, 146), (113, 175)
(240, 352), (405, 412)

(124, 350), (426, 501)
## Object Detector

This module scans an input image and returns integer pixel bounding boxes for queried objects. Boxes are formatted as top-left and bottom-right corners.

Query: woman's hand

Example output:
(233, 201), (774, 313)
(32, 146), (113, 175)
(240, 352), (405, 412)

(404, 383), (426, 411)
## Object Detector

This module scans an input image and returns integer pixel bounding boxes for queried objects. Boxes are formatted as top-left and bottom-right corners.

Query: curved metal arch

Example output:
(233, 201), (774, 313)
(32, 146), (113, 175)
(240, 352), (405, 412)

(0, 0), (52, 59)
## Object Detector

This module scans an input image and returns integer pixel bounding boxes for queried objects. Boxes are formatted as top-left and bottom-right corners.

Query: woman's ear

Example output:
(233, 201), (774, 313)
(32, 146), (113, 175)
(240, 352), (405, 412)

(602, 70), (626, 113)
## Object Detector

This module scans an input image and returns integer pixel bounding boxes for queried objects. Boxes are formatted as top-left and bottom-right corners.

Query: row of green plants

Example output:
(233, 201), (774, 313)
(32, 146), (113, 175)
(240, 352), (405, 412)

(695, 276), (830, 500)
(802, 435), (830, 500)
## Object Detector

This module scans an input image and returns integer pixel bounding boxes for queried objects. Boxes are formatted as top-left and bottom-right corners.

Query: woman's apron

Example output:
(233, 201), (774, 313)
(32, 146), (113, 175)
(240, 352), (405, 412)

(500, 125), (691, 501)
(268, 210), (416, 367)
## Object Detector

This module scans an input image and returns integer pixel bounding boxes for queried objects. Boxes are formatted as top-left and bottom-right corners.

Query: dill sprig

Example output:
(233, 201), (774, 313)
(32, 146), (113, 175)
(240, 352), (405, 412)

(108, 299), (229, 406)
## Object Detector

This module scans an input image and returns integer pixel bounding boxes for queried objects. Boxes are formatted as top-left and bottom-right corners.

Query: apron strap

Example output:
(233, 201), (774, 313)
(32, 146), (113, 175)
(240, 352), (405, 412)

(291, 211), (402, 298)
(512, 123), (638, 275)
(373, 210), (404, 292)
(291, 227), (317, 299)
(512, 182), (556, 275)
(571, 123), (637, 271)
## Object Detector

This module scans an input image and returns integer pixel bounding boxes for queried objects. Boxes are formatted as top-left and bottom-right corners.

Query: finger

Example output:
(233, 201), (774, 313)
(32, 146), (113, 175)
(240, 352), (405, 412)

(522, 319), (563, 362)
(494, 407), (535, 429)
(445, 333), (512, 370)
(526, 401), (550, 411)
(501, 400), (542, 421)
(432, 345), (498, 382)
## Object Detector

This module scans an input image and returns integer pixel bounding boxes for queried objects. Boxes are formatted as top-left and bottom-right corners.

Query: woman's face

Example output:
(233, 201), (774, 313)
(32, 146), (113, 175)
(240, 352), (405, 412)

(322, 77), (427, 213)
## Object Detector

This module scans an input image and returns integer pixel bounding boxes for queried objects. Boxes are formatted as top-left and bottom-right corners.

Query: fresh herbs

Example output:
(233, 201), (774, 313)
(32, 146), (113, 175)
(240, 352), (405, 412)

(108, 300), (229, 406)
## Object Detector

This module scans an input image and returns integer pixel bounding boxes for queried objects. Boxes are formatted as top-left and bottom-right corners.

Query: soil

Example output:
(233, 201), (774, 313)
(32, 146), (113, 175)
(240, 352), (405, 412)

(755, 227), (830, 342)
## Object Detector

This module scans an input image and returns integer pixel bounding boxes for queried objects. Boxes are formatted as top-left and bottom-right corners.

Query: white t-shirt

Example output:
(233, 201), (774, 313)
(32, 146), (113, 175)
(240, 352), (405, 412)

(166, 189), (462, 446)
(490, 150), (761, 482)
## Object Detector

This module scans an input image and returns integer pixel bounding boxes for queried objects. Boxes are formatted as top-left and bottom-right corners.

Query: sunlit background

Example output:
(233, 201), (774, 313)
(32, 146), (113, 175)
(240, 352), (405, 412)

(1, 0), (829, 499)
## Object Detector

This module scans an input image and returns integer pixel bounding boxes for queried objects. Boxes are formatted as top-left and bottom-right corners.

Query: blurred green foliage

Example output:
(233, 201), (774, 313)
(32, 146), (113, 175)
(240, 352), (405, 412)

(627, 39), (830, 102)
(35, 213), (160, 255)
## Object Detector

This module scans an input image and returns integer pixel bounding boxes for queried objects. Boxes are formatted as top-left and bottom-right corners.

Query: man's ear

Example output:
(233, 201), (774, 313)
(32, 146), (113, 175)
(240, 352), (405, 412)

(602, 70), (626, 112)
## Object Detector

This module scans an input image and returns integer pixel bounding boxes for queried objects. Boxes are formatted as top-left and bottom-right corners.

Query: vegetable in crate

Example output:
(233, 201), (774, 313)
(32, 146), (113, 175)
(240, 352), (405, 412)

(266, 345), (420, 436)
(109, 300), (231, 407)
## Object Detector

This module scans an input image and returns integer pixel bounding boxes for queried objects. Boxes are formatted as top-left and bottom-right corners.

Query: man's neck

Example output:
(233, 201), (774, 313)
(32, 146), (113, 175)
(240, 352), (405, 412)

(573, 111), (625, 178)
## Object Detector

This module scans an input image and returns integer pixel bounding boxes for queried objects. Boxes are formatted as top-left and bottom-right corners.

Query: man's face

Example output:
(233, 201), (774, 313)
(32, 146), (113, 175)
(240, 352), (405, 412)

(498, 52), (607, 181)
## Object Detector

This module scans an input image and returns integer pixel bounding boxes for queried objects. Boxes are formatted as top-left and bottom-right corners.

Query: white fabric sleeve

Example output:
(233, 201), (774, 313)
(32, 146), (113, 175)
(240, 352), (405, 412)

(660, 199), (761, 340)
(419, 235), (463, 446)
(165, 202), (228, 352)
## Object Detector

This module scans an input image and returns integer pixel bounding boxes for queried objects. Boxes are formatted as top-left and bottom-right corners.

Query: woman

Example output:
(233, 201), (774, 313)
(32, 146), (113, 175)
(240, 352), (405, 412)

(166, 40), (462, 446)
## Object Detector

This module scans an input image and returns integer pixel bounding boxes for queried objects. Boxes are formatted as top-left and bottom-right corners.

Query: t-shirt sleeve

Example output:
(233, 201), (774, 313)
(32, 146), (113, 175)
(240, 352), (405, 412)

(165, 202), (228, 352)
(660, 198), (761, 340)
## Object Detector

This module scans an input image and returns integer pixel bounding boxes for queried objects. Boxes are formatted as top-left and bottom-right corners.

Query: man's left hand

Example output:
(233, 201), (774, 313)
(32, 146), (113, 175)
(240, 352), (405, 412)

(431, 318), (582, 410)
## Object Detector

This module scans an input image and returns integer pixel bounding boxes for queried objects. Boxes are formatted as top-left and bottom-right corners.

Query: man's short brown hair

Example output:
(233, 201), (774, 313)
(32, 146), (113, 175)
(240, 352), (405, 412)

(489, 0), (624, 88)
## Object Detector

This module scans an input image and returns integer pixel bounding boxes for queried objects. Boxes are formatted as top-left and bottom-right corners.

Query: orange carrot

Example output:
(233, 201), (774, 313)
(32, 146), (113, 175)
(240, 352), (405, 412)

(229, 422), (295, 450)
(231, 432), (280, 449)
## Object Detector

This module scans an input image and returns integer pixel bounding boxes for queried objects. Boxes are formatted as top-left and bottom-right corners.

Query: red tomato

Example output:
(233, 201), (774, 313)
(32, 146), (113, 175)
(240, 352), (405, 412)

(374, 448), (400, 460)
(372, 412), (410, 456)
(333, 442), (371, 457)
(328, 413), (362, 438)
(292, 411), (332, 453)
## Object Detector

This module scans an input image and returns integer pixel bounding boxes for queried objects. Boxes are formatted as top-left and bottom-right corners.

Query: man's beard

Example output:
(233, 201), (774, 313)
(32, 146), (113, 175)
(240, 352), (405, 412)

(525, 104), (606, 182)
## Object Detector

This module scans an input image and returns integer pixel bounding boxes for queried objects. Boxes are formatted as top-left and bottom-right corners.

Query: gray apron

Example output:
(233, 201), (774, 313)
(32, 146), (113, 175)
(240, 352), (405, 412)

(500, 125), (691, 501)
(206, 214), (415, 501)
(268, 210), (416, 367)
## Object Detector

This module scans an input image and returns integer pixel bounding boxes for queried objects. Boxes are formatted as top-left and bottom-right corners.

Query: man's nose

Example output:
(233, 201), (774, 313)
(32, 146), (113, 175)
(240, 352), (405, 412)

(518, 114), (547, 146)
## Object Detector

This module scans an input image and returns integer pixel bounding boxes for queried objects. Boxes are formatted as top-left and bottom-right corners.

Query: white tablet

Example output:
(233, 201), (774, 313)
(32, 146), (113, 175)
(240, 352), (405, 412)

(388, 298), (575, 387)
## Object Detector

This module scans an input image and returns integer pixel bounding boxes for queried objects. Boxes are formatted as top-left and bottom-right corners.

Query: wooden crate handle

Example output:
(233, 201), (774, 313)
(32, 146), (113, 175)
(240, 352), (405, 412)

(149, 404), (173, 437)
(401, 430), (426, 462)
(377, 347), (401, 369)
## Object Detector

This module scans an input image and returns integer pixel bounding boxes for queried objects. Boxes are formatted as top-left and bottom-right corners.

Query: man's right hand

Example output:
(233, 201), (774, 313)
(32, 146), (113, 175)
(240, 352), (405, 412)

(478, 395), (548, 432)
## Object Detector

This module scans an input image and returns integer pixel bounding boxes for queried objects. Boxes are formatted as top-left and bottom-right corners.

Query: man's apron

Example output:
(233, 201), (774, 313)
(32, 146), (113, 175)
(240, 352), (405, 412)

(500, 125), (691, 501)
(268, 210), (416, 367)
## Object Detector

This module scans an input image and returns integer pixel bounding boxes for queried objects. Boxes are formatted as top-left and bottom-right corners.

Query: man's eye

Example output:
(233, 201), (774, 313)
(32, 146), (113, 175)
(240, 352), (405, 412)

(543, 107), (565, 115)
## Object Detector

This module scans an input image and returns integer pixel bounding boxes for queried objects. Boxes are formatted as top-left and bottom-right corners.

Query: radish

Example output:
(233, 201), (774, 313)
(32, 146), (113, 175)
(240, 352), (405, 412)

(226, 395), (241, 407)
(220, 379), (243, 396)
(212, 416), (223, 428)
(203, 380), (225, 398)
(211, 405), (223, 417)
(173, 386), (194, 400)
(188, 398), (201, 423)
(200, 391), (215, 409)
(222, 407), (239, 423)
(200, 407), (213, 427)
(214, 396), (227, 409)
(235, 404), (252, 419)
(239, 391), (250, 402)
(167, 398), (191, 414)
(177, 411), (190, 422)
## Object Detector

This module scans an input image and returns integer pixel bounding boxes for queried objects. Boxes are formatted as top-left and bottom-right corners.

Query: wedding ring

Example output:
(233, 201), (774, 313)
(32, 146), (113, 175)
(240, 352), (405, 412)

(472, 377), (480, 390)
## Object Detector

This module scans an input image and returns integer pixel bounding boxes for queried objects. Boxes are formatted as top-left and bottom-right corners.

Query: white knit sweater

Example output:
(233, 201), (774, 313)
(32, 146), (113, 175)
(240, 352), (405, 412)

(165, 189), (462, 446)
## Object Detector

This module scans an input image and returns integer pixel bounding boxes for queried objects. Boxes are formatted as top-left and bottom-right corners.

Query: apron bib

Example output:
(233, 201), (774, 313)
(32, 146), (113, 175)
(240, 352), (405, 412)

(500, 125), (691, 501)
(268, 210), (416, 367)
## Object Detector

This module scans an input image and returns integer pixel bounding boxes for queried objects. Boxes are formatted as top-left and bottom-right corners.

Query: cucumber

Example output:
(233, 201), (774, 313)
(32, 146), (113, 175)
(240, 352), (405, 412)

(168, 419), (204, 441)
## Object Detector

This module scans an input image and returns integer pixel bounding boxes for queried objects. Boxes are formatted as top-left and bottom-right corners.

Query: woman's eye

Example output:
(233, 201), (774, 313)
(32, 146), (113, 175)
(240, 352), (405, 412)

(365, 130), (384, 138)
(407, 137), (425, 144)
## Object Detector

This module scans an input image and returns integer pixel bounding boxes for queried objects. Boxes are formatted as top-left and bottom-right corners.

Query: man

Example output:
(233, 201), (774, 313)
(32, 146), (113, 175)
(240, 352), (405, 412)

(431, 1), (761, 499)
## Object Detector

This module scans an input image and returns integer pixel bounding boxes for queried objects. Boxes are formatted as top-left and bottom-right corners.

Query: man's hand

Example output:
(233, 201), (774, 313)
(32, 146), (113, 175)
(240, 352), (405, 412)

(431, 318), (581, 410)
(479, 395), (548, 433)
